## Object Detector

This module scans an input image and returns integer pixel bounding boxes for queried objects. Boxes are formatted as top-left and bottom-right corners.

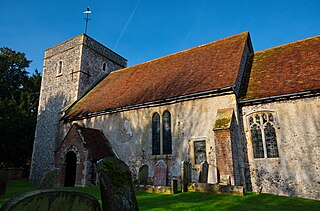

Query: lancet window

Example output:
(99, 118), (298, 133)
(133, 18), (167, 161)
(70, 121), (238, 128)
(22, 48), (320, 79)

(152, 111), (172, 155)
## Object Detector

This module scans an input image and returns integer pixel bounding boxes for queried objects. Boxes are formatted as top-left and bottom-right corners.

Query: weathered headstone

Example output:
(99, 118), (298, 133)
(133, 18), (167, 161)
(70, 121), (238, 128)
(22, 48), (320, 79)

(181, 161), (191, 192)
(138, 165), (149, 185)
(199, 161), (208, 183)
(171, 178), (178, 194)
(0, 170), (7, 196)
(97, 157), (138, 211)
(39, 168), (61, 189)
(0, 189), (101, 211)
(153, 160), (167, 186)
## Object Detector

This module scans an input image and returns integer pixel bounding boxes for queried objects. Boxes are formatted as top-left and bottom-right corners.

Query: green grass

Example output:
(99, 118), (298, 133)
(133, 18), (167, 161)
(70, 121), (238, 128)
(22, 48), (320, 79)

(1, 180), (320, 210)
(0, 179), (38, 206)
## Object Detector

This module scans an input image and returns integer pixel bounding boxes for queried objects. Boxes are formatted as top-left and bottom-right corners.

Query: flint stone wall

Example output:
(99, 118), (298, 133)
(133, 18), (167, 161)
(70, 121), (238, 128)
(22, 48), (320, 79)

(70, 94), (241, 185)
(242, 96), (320, 200)
(30, 34), (126, 183)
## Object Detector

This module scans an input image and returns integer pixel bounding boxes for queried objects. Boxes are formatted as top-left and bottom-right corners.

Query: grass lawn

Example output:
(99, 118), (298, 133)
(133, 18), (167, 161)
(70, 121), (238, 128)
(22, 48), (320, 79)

(1, 179), (320, 210)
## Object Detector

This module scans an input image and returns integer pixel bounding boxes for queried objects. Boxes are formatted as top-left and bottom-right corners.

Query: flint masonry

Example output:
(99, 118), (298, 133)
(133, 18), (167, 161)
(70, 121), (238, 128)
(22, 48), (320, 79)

(30, 32), (320, 200)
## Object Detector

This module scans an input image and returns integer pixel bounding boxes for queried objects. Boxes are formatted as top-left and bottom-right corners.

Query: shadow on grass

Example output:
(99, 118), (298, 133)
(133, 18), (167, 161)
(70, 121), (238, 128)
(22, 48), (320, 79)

(135, 192), (320, 211)
(1, 180), (320, 211)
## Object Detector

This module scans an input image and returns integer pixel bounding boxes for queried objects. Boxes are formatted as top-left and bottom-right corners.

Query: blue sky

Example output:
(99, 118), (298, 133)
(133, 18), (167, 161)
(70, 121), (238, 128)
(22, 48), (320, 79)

(1, 0), (320, 74)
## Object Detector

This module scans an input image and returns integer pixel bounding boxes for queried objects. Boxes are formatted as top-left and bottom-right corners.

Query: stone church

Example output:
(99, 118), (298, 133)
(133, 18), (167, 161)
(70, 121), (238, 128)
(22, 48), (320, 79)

(30, 32), (320, 200)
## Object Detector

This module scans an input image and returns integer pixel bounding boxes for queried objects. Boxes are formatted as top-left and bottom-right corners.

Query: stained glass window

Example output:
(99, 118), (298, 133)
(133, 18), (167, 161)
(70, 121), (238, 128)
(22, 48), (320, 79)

(265, 123), (279, 158)
(255, 115), (260, 124)
(249, 117), (254, 125)
(152, 113), (160, 155)
(269, 114), (274, 122)
(162, 111), (172, 154)
(262, 113), (267, 123)
(248, 112), (279, 159)
(251, 125), (264, 158)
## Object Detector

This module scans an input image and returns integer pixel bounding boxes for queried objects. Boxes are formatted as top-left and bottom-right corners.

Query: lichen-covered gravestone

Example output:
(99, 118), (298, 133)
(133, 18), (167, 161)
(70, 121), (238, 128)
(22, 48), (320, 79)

(97, 157), (138, 211)
(0, 170), (7, 196)
(153, 160), (167, 186)
(138, 165), (149, 185)
(0, 189), (101, 211)
(199, 161), (208, 183)
(39, 168), (61, 189)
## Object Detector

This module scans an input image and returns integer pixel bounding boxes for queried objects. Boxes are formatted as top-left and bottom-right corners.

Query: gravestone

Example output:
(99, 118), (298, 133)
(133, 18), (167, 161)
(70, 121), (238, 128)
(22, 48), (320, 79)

(181, 161), (192, 192)
(171, 178), (178, 194)
(153, 160), (167, 186)
(0, 189), (101, 211)
(0, 170), (7, 196)
(97, 157), (138, 211)
(138, 165), (149, 185)
(39, 168), (61, 189)
(199, 161), (208, 183)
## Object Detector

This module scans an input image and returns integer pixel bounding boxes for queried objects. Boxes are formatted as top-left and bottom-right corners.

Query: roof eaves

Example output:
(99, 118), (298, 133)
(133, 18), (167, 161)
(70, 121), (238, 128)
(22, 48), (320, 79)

(240, 89), (320, 106)
(64, 86), (235, 121)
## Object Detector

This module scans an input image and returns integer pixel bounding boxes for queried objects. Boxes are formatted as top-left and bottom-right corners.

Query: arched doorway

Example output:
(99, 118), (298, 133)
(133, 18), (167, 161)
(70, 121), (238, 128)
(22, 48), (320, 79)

(64, 151), (77, 187)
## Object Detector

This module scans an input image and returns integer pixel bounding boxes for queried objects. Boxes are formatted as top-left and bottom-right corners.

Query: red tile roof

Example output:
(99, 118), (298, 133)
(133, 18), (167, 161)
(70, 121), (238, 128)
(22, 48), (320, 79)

(77, 126), (115, 160)
(64, 32), (249, 119)
(242, 35), (320, 101)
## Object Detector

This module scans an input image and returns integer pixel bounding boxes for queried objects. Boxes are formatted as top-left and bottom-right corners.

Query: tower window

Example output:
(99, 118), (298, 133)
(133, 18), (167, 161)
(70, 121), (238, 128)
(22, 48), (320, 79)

(248, 112), (279, 158)
(102, 62), (106, 71)
(152, 111), (172, 155)
(57, 61), (63, 75)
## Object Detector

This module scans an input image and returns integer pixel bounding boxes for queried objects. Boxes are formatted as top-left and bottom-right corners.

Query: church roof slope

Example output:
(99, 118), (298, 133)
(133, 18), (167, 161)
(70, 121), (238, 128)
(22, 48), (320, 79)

(64, 32), (249, 119)
(242, 35), (320, 101)
(77, 126), (115, 160)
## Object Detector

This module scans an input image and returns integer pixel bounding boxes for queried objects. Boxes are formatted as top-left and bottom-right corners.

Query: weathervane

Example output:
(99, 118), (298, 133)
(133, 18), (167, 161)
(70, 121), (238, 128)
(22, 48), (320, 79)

(84, 7), (92, 34)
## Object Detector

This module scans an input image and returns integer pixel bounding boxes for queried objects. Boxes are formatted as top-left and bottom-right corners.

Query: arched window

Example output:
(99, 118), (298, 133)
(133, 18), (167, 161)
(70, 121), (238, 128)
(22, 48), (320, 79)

(162, 111), (172, 154)
(102, 62), (106, 71)
(248, 112), (279, 158)
(152, 113), (160, 155)
(251, 125), (264, 158)
(264, 122), (279, 158)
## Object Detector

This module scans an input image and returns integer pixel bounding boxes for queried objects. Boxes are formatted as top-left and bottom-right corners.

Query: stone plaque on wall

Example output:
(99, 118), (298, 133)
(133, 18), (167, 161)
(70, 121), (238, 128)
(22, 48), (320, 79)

(194, 140), (206, 164)
(153, 160), (167, 186)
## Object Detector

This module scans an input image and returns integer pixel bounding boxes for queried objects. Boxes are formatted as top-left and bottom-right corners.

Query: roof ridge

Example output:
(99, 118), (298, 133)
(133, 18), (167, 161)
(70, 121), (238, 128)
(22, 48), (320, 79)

(255, 34), (320, 55)
(110, 31), (249, 74)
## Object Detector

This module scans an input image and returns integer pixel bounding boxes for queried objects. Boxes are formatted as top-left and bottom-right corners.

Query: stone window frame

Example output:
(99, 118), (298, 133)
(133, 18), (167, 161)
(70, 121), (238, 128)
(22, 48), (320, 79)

(245, 110), (280, 159)
(151, 110), (172, 156)
(56, 60), (63, 76)
(189, 138), (208, 168)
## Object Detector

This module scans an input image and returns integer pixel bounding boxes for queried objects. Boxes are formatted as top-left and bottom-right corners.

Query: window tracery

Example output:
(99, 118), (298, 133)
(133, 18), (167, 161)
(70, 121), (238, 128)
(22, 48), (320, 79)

(248, 111), (279, 158)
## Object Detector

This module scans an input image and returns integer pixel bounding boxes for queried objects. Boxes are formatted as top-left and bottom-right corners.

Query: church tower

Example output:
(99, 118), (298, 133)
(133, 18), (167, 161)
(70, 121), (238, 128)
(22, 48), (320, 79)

(30, 34), (127, 183)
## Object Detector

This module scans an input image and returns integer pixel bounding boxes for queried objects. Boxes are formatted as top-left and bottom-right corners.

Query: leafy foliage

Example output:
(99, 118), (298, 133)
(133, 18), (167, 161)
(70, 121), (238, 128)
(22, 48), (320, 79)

(0, 47), (41, 169)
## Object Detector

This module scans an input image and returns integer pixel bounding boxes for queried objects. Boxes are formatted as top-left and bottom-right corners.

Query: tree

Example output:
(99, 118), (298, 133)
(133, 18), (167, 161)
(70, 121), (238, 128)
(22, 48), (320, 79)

(0, 47), (41, 170)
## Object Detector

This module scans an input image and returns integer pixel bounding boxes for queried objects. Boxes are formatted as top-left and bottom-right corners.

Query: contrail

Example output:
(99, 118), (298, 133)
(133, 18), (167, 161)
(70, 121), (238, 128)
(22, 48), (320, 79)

(114, 0), (141, 50)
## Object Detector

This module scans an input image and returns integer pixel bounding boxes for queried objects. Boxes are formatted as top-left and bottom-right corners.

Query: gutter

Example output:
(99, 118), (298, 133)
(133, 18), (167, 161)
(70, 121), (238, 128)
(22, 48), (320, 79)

(240, 89), (320, 106)
(63, 86), (234, 121)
